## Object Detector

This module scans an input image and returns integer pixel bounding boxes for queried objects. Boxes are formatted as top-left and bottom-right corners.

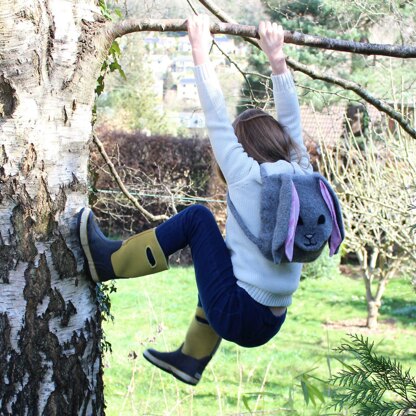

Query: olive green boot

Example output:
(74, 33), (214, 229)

(143, 307), (221, 385)
(78, 207), (168, 282)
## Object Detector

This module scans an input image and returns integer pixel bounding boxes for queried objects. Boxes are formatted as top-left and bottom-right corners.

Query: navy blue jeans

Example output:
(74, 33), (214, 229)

(155, 205), (286, 348)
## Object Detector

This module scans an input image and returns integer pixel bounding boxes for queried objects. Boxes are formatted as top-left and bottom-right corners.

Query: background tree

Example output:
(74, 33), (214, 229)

(240, 0), (416, 109)
(96, 34), (170, 134)
(319, 121), (416, 329)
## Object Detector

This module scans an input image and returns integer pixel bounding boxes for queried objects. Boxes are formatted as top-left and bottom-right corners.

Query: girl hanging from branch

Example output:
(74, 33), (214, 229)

(78, 15), (343, 385)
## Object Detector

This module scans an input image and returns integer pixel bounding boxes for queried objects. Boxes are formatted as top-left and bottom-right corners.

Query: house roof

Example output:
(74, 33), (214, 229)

(301, 105), (345, 145)
(178, 78), (196, 85)
(300, 104), (385, 145)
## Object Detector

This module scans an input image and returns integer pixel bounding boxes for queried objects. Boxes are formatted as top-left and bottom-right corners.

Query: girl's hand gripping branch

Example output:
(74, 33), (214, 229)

(187, 14), (213, 66)
(258, 21), (288, 75)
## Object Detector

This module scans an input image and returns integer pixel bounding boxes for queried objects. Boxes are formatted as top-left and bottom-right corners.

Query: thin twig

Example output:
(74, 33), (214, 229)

(92, 134), (169, 222)
(194, 0), (416, 139)
(212, 39), (260, 106)
(186, 0), (198, 15)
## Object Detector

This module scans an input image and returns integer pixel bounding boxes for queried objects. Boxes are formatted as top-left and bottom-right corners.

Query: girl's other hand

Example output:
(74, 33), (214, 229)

(187, 14), (213, 66)
(258, 21), (287, 75)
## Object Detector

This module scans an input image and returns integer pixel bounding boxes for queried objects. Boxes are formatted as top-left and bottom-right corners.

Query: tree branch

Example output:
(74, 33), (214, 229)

(286, 57), (416, 139)
(193, 0), (416, 139)
(109, 18), (416, 58)
(104, 6), (416, 139)
(211, 39), (261, 106)
(92, 134), (169, 222)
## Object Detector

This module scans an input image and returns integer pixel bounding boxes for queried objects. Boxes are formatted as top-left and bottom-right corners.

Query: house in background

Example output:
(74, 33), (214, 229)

(300, 103), (390, 166)
(144, 35), (176, 52)
(170, 111), (205, 135)
(177, 35), (193, 53)
(301, 105), (346, 146)
(149, 54), (172, 78)
(171, 56), (194, 75)
(177, 77), (198, 102)
(213, 35), (236, 55)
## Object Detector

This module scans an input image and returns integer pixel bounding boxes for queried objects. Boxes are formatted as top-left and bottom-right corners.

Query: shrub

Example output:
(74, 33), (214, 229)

(90, 126), (227, 264)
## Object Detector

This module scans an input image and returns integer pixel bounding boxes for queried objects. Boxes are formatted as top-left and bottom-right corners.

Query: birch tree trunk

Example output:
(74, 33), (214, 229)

(0, 1), (110, 414)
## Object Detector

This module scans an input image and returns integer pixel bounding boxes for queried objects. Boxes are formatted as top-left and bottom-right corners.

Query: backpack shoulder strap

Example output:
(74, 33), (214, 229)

(227, 193), (262, 248)
(260, 164), (268, 180)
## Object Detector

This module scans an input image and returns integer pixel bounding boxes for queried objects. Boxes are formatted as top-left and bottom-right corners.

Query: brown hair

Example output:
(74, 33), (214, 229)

(216, 108), (303, 183)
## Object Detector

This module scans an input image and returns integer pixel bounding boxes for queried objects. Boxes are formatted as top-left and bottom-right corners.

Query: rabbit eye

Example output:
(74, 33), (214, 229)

(318, 215), (325, 225)
(297, 216), (304, 226)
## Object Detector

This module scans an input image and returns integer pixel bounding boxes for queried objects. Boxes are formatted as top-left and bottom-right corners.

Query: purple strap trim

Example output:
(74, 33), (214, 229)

(319, 180), (342, 255)
(285, 182), (300, 261)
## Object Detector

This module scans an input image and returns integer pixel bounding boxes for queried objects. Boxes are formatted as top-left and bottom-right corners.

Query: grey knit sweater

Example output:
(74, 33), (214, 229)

(193, 62), (313, 307)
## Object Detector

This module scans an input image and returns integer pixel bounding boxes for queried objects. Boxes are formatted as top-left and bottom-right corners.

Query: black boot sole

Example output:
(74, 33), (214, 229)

(143, 349), (200, 386)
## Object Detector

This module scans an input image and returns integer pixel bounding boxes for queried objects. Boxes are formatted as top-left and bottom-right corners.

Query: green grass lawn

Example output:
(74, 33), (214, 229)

(102, 268), (415, 415)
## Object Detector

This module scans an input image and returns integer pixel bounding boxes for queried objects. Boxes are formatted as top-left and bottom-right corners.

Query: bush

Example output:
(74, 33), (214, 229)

(89, 126), (227, 264)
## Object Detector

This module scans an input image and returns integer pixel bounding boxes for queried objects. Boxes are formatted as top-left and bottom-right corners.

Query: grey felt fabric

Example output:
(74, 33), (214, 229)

(227, 166), (344, 264)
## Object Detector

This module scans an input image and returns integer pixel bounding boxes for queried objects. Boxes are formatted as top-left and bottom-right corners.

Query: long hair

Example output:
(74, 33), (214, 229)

(216, 108), (303, 183)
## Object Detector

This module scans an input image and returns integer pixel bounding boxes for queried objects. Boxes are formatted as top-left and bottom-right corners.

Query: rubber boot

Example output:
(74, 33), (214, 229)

(78, 207), (168, 282)
(143, 307), (221, 385)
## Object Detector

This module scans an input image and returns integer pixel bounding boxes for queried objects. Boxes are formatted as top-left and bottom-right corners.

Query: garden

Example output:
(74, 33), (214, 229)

(102, 268), (415, 415)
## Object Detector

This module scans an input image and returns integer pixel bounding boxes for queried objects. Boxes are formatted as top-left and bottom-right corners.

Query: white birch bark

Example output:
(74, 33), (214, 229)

(0, 1), (110, 414)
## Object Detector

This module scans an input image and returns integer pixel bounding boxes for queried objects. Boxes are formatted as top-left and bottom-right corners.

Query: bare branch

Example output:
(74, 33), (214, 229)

(102, 3), (416, 139)
(319, 126), (416, 328)
(211, 39), (260, 106)
(109, 18), (416, 58)
(286, 57), (416, 139)
(92, 134), (169, 222)
(287, 31), (416, 59)
(194, 0), (416, 139)
(197, 0), (238, 24)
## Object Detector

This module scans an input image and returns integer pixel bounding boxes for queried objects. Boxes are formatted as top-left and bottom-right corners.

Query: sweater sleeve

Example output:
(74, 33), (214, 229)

(193, 62), (257, 185)
(272, 72), (311, 169)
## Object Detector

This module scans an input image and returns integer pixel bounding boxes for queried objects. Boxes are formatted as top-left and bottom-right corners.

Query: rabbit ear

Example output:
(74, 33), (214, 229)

(319, 180), (342, 255)
(284, 181), (300, 261)
(270, 175), (296, 263)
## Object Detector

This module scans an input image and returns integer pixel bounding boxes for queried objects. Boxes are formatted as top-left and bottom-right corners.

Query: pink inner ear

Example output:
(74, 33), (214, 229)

(285, 182), (300, 261)
(319, 180), (342, 255)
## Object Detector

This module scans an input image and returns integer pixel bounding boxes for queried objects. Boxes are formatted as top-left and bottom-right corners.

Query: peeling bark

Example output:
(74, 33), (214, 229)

(64, 17), (111, 98)
(0, 75), (18, 117)
(0, 0), (104, 414)
(50, 233), (77, 279)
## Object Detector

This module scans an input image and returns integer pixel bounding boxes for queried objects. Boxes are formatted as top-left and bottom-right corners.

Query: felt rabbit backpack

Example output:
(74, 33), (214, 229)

(227, 165), (345, 264)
